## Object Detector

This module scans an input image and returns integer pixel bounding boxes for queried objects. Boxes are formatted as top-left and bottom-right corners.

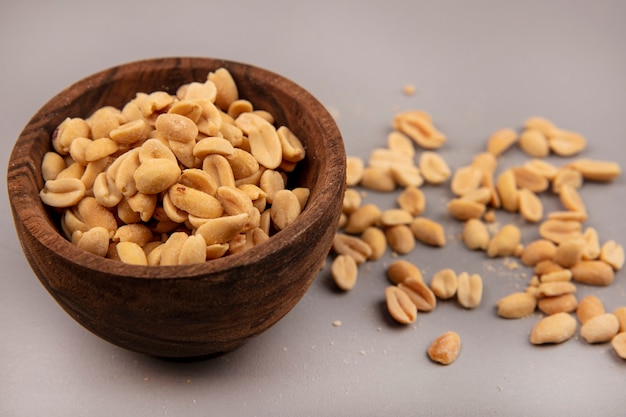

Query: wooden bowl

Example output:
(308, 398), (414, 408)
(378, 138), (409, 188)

(7, 57), (345, 359)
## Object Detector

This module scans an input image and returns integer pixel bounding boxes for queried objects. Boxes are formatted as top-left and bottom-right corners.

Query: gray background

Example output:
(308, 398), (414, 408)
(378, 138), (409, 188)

(2, 1), (625, 416)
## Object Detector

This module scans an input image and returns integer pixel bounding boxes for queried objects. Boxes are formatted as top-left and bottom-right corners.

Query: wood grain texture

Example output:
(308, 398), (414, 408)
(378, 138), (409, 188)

(7, 57), (346, 358)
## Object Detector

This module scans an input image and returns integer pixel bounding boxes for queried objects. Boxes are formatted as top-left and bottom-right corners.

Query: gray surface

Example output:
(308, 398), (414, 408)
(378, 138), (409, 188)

(2, 1), (625, 416)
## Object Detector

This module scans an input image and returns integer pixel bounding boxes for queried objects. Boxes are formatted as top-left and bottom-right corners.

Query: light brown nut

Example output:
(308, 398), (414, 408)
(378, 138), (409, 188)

(387, 260), (423, 285)
(611, 332), (626, 359)
(168, 183), (223, 219)
(203, 154), (237, 188)
(75, 226), (110, 257)
(195, 213), (249, 245)
(178, 80), (217, 103)
(553, 238), (586, 268)
(116, 241), (149, 265)
(511, 166), (549, 193)
(39, 177), (86, 208)
(497, 292), (538, 319)
(226, 148), (261, 180)
(539, 269), (573, 283)
(460, 187), (492, 205)
(530, 312), (577, 345)
(567, 158), (621, 182)
(430, 268), (458, 300)
(486, 224), (521, 258)
(159, 232), (189, 266)
(496, 169), (518, 212)
(345, 156), (365, 186)
(178, 234), (207, 265)
(259, 169), (285, 203)
(331, 254), (358, 291)
(581, 227), (601, 260)
(227, 99), (254, 119)
(559, 184), (586, 214)
(342, 188), (362, 215)
(112, 224), (153, 247)
(391, 110), (446, 149)
(92, 172), (123, 207)
(536, 281), (577, 298)
(396, 186), (426, 216)
(521, 239), (557, 266)
(235, 113), (282, 169)
(456, 272), (482, 309)
(208, 67), (239, 110)
(109, 119), (151, 145)
(168, 99), (203, 123)
(359, 166), (396, 191)
(537, 294), (578, 315)
(600, 240), (624, 270)
(77, 197), (117, 236)
(581, 313), (620, 344)
(524, 116), (557, 135)
(162, 192), (189, 223)
(114, 149), (142, 198)
(216, 185), (254, 216)
(219, 121), (244, 147)
(179, 168), (219, 196)
(548, 129), (586, 156)
(332, 233), (372, 264)
(481, 172), (500, 208)
(239, 184), (268, 212)
(390, 164), (423, 188)
(276, 126), (305, 163)
(134, 158), (181, 195)
(614, 307), (626, 332)
(52, 117), (91, 155)
(127, 192), (157, 222)
(368, 148), (414, 171)
(518, 129), (550, 157)
(576, 295), (605, 324)
(361, 227), (387, 261)
(570, 260), (615, 286)
(80, 157), (110, 190)
(344, 204), (382, 234)
(534, 259), (565, 276)
(41, 151), (67, 181)
(547, 210), (588, 222)
(524, 158), (559, 181)
(517, 188), (543, 223)
(471, 152), (498, 174)
(398, 277), (437, 312)
(387, 130), (415, 158)
(385, 285), (418, 324)
(427, 331), (461, 365)
(450, 165), (484, 196)
(379, 209), (413, 226)
(410, 217), (446, 247)
(385, 225), (415, 255)
(87, 106), (123, 139)
(68, 137), (91, 165)
(270, 189), (301, 231)
(447, 198), (486, 221)
(487, 128), (517, 156)
(419, 151), (451, 184)
(193, 137), (235, 159)
(140, 91), (175, 119)
(462, 218), (490, 251)
(85, 138), (118, 162)
(552, 167), (583, 194)
(538, 219), (582, 244)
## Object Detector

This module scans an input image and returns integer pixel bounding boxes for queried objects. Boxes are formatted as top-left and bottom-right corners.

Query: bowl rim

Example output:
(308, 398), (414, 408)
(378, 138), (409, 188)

(8, 56), (346, 280)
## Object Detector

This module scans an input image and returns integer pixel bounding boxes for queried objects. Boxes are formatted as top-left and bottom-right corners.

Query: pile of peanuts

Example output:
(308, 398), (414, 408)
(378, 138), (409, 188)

(330, 109), (625, 364)
(39, 68), (309, 266)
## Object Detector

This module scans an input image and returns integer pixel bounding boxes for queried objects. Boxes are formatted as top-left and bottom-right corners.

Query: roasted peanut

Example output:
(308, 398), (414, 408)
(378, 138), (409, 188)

(398, 277), (437, 312)
(385, 285), (418, 324)
(427, 331), (461, 365)
(331, 254), (358, 291)
(576, 295), (605, 324)
(410, 217), (446, 247)
(387, 260), (423, 285)
(456, 272), (482, 309)
(581, 313), (620, 344)
(497, 292), (537, 319)
(486, 224), (521, 258)
(430, 268), (458, 300)
(530, 312), (577, 345)
(462, 218), (490, 251)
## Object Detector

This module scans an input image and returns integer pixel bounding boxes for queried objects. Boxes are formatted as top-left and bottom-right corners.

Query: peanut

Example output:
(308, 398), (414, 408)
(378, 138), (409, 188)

(385, 285), (418, 324)
(427, 331), (461, 365)
(387, 260), (423, 285)
(576, 295), (605, 324)
(497, 292), (537, 319)
(456, 272), (482, 309)
(530, 312), (577, 345)
(410, 217), (446, 247)
(581, 313), (620, 344)
(430, 268), (458, 300)
(331, 254), (358, 291)
(398, 277), (437, 312)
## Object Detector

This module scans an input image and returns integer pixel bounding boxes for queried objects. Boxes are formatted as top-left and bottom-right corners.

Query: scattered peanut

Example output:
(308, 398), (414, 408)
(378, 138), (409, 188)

(530, 312), (577, 345)
(427, 331), (461, 365)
